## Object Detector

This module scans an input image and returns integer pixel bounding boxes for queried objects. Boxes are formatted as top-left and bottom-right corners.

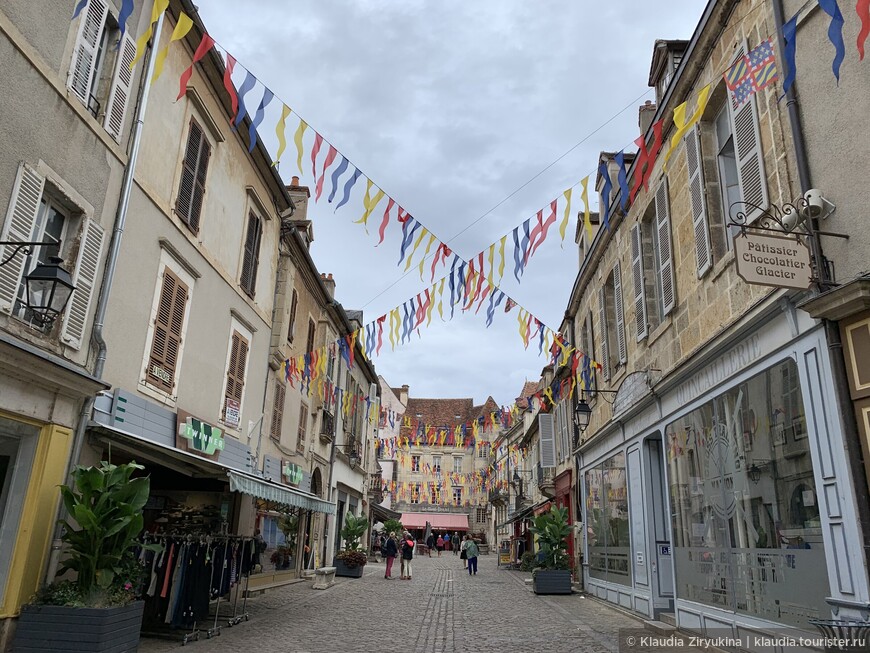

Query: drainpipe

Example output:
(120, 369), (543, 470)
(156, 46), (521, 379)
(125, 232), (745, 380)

(45, 11), (166, 585)
(773, 0), (870, 579)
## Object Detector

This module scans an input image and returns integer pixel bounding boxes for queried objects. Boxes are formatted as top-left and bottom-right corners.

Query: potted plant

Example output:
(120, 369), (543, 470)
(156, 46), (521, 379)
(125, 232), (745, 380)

(529, 504), (574, 595)
(334, 513), (368, 578)
(13, 461), (156, 652)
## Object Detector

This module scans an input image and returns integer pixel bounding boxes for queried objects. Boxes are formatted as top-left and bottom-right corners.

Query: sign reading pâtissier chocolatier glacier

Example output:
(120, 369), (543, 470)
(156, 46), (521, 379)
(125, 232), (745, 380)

(734, 231), (812, 290)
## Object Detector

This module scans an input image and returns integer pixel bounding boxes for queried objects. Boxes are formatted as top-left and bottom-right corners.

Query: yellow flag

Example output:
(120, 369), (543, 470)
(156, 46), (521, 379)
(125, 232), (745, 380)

(151, 12), (192, 83)
(663, 83), (712, 170)
(355, 180), (385, 230)
(497, 235), (507, 282)
(389, 308), (401, 350)
(132, 0), (170, 70)
(425, 282), (437, 325)
(436, 278), (446, 321)
(404, 227), (428, 272)
(581, 176), (592, 241)
(294, 120), (308, 175)
(559, 188), (573, 245)
(274, 104), (292, 166)
(357, 328), (367, 361)
(486, 244), (496, 285)
(416, 234), (437, 280)
(517, 309), (527, 346)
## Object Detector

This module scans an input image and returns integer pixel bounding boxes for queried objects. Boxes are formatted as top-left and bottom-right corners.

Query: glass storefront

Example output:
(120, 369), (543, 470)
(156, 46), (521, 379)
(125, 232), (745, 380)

(665, 358), (829, 627)
(585, 452), (632, 586)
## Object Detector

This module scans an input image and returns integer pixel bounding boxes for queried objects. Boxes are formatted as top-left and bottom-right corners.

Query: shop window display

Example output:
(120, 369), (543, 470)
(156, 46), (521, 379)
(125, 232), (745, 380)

(665, 358), (829, 627)
(585, 452), (632, 586)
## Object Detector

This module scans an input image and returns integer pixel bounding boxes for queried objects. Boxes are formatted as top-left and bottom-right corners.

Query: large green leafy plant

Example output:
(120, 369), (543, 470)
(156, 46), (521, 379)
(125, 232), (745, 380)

(56, 461), (152, 600)
(530, 505), (573, 570)
(382, 518), (404, 537)
(338, 513), (368, 551)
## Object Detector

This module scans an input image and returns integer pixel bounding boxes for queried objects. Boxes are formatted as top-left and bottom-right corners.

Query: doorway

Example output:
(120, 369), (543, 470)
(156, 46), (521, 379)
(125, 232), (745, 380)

(644, 433), (674, 614)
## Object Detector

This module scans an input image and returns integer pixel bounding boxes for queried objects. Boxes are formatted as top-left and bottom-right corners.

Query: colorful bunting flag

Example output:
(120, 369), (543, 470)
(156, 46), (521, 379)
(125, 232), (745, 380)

(615, 151), (630, 212)
(724, 38), (778, 108)
(314, 144), (338, 201)
(559, 189), (572, 245)
(247, 87), (274, 152)
(154, 12), (193, 83)
(273, 104), (292, 166)
(175, 33), (214, 101)
(72, 0), (89, 19)
(663, 83), (711, 169)
(859, 0), (870, 60)
(598, 161), (612, 230)
(581, 176), (592, 241)
(335, 168), (362, 211)
(117, 0), (135, 43)
(327, 155), (349, 203)
(309, 132), (324, 180)
(222, 52), (238, 118)
(293, 120), (308, 175)
(817, 0), (845, 82)
(233, 70), (257, 129)
(377, 198), (394, 245)
(132, 0), (169, 70)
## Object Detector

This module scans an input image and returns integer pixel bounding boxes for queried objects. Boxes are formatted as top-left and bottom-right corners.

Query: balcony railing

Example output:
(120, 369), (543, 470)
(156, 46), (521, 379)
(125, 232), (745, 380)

(488, 488), (508, 506)
(537, 463), (555, 496)
(319, 410), (335, 442)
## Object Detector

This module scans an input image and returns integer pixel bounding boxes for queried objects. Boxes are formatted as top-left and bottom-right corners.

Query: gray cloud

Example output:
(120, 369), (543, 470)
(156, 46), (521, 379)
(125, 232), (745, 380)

(196, 0), (705, 404)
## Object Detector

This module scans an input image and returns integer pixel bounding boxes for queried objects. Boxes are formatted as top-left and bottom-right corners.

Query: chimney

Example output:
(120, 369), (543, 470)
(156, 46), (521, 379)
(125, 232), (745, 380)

(320, 272), (335, 299)
(286, 176), (311, 221)
(400, 384), (409, 405)
(638, 100), (657, 137)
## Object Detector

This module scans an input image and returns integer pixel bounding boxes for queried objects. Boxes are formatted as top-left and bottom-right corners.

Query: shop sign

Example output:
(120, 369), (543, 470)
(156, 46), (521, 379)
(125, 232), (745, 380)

(177, 409), (225, 459)
(612, 371), (651, 419)
(734, 232), (812, 290)
(282, 460), (303, 486)
(224, 398), (241, 429)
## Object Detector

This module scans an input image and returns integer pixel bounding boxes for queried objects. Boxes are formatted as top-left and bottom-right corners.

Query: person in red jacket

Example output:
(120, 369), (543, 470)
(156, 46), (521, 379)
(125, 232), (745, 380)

(400, 531), (415, 580)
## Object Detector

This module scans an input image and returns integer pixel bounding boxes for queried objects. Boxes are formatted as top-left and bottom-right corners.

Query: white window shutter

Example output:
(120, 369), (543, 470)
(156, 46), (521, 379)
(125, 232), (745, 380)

(0, 163), (45, 314)
(729, 44), (769, 224)
(655, 179), (676, 316)
(104, 32), (137, 143)
(61, 218), (105, 349)
(539, 413), (556, 468)
(630, 224), (648, 341)
(613, 261), (627, 365)
(686, 126), (712, 277)
(68, 0), (109, 106)
(598, 286), (610, 381)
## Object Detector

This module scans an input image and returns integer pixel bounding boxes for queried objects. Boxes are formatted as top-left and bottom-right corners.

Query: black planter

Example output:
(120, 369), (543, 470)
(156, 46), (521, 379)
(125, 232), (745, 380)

(533, 569), (572, 595)
(334, 559), (365, 578)
(12, 600), (144, 652)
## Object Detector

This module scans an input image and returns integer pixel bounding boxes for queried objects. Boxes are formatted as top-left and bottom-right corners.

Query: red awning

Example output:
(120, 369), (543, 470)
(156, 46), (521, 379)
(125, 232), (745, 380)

(400, 512), (470, 531)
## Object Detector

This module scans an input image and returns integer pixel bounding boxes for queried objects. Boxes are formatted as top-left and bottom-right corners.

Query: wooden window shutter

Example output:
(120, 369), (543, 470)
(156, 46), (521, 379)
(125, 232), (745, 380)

(103, 32), (137, 142)
(224, 330), (249, 416)
(61, 218), (105, 349)
(297, 404), (308, 451)
(613, 262), (627, 365)
(68, 0), (109, 106)
(287, 290), (298, 342)
(630, 224), (648, 341)
(538, 413), (557, 468)
(148, 268), (188, 392)
(175, 121), (210, 233)
(598, 286), (611, 381)
(240, 212), (262, 297)
(686, 126), (712, 277)
(585, 312), (597, 396)
(728, 44), (769, 224)
(0, 163), (45, 313)
(654, 179), (676, 316)
(270, 381), (286, 441)
(306, 319), (315, 354)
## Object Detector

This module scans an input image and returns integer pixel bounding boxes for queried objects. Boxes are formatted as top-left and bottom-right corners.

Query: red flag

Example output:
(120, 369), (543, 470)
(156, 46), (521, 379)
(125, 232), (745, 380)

(375, 315), (386, 355)
(310, 133), (323, 180)
(504, 297), (517, 313)
(177, 34), (215, 101)
(315, 145), (338, 202)
(377, 198), (394, 246)
(525, 209), (544, 263)
(859, 0), (870, 60)
(643, 119), (665, 191)
(528, 200), (557, 259)
(221, 53), (239, 122)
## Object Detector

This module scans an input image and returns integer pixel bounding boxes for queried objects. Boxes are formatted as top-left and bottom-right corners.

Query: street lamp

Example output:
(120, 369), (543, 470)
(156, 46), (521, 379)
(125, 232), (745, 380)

(0, 242), (76, 327)
(335, 443), (360, 468)
(573, 398), (592, 432)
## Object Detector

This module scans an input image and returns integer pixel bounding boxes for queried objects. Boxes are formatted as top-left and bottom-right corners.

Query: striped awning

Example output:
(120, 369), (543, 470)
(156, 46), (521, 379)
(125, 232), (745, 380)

(228, 471), (335, 515)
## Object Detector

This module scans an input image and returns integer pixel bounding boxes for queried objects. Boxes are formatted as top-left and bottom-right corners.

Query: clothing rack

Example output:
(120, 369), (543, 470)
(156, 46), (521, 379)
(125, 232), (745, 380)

(139, 533), (255, 646)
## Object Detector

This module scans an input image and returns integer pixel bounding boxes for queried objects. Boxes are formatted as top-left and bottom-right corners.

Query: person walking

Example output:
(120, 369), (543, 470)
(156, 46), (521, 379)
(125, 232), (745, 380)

(400, 531), (415, 580)
(453, 531), (460, 555)
(436, 534), (444, 557)
(383, 532), (398, 579)
(462, 535), (480, 575)
(443, 532), (451, 553)
(425, 532), (435, 557)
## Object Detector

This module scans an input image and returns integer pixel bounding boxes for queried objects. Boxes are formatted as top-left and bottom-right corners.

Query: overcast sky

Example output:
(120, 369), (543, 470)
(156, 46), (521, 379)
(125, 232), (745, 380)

(196, 0), (706, 407)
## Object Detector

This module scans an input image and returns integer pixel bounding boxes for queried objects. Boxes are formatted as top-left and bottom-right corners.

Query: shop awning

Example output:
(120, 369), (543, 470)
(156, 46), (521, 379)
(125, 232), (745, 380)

(228, 471), (335, 515)
(400, 512), (469, 531)
(371, 502), (402, 522)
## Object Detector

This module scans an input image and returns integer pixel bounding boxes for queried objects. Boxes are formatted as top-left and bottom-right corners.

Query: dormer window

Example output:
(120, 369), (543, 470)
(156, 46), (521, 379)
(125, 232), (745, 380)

(650, 40), (688, 104)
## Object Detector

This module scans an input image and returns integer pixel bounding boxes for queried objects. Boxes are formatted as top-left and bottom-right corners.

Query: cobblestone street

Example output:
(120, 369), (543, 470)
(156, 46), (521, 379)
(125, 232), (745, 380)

(139, 555), (705, 653)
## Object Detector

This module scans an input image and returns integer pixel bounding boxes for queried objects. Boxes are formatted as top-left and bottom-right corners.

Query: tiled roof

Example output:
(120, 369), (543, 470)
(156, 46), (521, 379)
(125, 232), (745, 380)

(518, 381), (539, 400)
(404, 397), (476, 427)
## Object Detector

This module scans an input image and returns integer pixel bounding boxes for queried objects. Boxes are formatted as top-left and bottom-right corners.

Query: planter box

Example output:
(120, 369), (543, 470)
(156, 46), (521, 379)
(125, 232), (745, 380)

(334, 559), (365, 578)
(13, 600), (144, 652)
(533, 570), (572, 595)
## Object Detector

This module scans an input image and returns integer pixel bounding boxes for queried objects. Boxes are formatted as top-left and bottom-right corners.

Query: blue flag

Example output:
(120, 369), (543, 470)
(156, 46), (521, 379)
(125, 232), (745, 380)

(327, 156), (349, 203)
(248, 88), (274, 152)
(335, 168), (362, 212)
(598, 161), (612, 230)
(780, 13), (799, 99)
(817, 0), (845, 83)
(233, 71), (257, 130)
(615, 151), (630, 212)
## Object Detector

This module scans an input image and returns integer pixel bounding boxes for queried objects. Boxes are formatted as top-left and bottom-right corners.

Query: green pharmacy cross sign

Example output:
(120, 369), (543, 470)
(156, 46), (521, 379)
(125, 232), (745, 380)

(180, 417), (225, 456)
(282, 462), (303, 486)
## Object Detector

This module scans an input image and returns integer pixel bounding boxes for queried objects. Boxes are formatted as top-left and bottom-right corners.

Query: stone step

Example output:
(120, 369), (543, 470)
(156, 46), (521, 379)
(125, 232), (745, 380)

(645, 620), (677, 635)
(659, 612), (677, 627)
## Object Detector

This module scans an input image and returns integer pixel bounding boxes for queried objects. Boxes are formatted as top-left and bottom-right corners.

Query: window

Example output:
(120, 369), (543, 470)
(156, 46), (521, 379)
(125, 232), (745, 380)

(269, 381), (286, 441)
(297, 403), (309, 452)
(475, 507), (488, 523)
(306, 319), (316, 355)
(452, 487), (462, 505)
(432, 456), (441, 474)
(653, 180), (675, 318)
(453, 457), (462, 474)
(586, 452), (631, 587)
(431, 487), (438, 504)
(68, 0), (137, 142)
(146, 268), (189, 393)
(287, 289), (298, 343)
(175, 120), (211, 234)
(714, 105), (742, 247)
(633, 194), (670, 339)
(223, 331), (249, 428)
(580, 313), (597, 397)
(598, 263), (627, 379)
(240, 212), (262, 297)
(477, 443), (489, 459)
(411, 483), (421, 504)
(411, 455), (421, 472)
